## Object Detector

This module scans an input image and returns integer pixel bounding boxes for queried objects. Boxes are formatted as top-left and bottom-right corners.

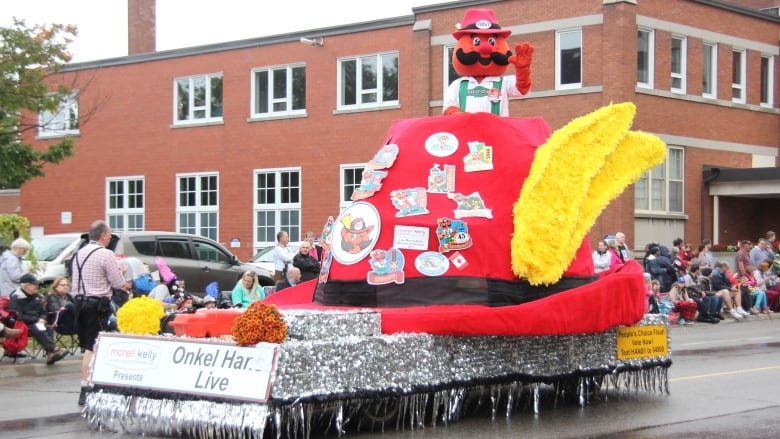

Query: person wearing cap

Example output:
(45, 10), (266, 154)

(0, 237), (31, 297)
(202, 295), (217, 309)
(667, 276), (699, 325)
(9, 273), (67, 364)
(443, 8), (534, 117)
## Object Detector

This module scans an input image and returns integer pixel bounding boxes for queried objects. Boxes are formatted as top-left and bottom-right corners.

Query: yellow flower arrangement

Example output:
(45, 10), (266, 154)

(231, 301), (287, 346)
(511, 103), (667, 285)
(116, 296), (165, 335)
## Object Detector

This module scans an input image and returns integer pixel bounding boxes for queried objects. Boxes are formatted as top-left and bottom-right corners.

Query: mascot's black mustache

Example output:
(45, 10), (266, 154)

(456, 48), (512, 66)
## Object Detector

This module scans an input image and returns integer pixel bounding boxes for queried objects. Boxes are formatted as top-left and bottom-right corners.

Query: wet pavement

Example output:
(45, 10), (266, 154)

(1, 313), (779, 438)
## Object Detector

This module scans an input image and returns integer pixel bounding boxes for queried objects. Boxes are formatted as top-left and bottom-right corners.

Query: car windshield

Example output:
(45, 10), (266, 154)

(29, 236), (76, 261)
(251, 244), (300, 263)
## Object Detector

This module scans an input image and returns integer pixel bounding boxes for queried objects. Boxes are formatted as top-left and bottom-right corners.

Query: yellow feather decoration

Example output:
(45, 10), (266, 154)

(512, 103), (636, 284)
(116, 296), (165, 335)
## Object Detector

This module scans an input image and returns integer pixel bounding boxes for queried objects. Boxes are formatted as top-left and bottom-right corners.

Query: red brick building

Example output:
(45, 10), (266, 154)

(20, 0), (780, 259)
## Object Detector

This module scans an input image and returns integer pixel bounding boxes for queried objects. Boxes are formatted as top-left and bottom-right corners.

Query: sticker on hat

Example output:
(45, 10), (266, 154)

(447, 192), (492, 219)
(436, 217), (472, 253)
(390, 188), (429, 217)
(351, 143), (399, 201)
(331, 202), (381, 265)
(427, 164), (456, 193)
(463, 141), (493, 172)
(415, 251), (450, 277)
(367, 248), (405, 285)
(425, 132), (458, 157)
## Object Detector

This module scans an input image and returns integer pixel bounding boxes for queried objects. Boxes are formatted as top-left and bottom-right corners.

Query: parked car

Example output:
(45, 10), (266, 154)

(23, 233), (82, 286)
(69, 231), (274, 295)
(248, 243), (301, 274)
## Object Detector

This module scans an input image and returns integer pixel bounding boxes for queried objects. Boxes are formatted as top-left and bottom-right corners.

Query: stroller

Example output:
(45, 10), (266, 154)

(1, 296), (29, 361)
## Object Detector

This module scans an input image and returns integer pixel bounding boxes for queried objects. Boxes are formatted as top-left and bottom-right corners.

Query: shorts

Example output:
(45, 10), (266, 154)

(75, 295), (112, 352)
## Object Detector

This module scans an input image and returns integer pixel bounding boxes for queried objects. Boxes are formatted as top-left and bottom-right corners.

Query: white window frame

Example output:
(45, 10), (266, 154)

(670, 35), (687, 94)
(254, 167), (301, 250)
(176, 172), (219, 241)
(38, 92), (79, 138)
(251, 63), (307, 118)
(760, 55), (774, 108)
(731, 49), (746, 104)
(337, 51), (399, 110)
(106, 176), (145, 232)
(443, 45), (461, 94)
(702, 42), (717, 99)
(173, 73), (223, 125)
(637, 28), (654, 89)
(340, 163), (366, 212)
(634, 146), (684, 214)
(556, 28), (582, 90)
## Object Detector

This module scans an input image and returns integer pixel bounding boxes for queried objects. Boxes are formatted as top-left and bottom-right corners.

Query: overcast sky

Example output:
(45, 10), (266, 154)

(1, 0), (453, 62)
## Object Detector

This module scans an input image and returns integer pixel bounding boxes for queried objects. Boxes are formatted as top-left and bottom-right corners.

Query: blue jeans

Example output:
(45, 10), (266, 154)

(707, 294), (724, 316)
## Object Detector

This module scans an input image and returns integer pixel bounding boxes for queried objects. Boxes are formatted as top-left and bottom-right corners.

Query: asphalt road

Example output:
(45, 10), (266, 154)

(1, 314), (779, 439)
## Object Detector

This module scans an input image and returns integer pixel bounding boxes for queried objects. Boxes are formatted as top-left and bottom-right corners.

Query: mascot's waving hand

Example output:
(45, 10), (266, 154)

(443, 9), (533, 117)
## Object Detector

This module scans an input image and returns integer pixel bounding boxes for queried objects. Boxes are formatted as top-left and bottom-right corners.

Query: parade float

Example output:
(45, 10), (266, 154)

(82, 9), (672, 439)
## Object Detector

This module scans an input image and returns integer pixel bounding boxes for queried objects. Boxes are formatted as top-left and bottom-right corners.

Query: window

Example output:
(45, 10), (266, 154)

(637, 28), (654, 88)
(731, 49), (746, 103)
(760, 55), (774, 107)
(174, 73), (223, 124)
(670, 36), (686, 93)
(106, 177), (145, 231)
(38, 93), (79, 137)
(252, 64), (306, 117)
(340, 164), (366, 211)
(193, 239), (231, 264)
(338, 52), (398, 110)
(635, 147), (684, 214)
(443, 45), (461, 92)
(702, 43), (717, 98)
(177, 173), (219, 240)
(254, 168), (301, 248)
(556, 29), (582, 89)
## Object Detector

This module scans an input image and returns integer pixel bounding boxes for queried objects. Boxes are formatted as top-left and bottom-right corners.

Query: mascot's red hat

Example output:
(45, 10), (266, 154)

(453, 8), (512, 39)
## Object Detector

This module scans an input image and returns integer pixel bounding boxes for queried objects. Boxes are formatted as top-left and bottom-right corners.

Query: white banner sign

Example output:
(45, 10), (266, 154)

(90, 333), (278, 403)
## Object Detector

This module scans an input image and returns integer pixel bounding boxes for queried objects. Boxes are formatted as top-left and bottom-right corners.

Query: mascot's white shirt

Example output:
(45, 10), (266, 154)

(443, 75), (524, 117)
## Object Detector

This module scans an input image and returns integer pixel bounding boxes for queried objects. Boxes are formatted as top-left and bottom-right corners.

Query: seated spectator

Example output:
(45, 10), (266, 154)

(293, 242), (321, 282)
(668, 277), (698, 325)
(643, 273), (654, 313)
(202, 295), (217, 309)
(148, 275), (183, 312)
(9, 274), (67, 364)
(756, 260), (779, 312)
(231, 271), (265, 308)
(276, 266), (301, 292)
(684, 265), (720, 323)
(740, 263), (768, 314)
(712, 262), (748, 319)
(698, 267), (733, 320)
(45, 276), (77, 333)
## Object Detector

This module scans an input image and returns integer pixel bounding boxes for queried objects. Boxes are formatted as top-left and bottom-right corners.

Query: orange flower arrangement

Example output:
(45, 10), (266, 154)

(231, 301), (287, 346)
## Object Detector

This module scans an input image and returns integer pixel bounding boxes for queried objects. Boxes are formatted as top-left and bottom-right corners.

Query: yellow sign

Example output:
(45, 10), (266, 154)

(616, 325), (668, 360)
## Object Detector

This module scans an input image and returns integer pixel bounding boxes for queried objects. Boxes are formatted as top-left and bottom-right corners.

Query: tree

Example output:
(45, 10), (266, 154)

(0, 18), (77, 188)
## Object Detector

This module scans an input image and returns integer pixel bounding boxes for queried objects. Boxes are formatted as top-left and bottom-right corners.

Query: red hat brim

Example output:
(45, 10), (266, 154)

(453, 28), (511, 39)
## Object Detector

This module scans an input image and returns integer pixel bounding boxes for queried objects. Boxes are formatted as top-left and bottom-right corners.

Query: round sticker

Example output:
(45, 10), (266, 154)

(425, 132), (459, 157)
(331, 202), (381, 265)
(415, 251), (450, 276)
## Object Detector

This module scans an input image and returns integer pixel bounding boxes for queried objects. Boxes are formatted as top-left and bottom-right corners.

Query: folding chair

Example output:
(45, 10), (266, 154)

(50, 306), (80, 355)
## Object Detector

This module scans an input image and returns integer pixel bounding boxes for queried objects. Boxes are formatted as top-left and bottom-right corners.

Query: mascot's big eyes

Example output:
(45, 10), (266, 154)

(472, 36), (497, 47)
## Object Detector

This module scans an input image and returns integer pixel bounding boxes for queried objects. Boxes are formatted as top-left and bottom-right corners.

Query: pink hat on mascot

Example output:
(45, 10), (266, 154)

(453, 8), (512, 39)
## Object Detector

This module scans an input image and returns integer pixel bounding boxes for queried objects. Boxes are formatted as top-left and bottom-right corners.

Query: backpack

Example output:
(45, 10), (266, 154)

(1, 296), (29, 356)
